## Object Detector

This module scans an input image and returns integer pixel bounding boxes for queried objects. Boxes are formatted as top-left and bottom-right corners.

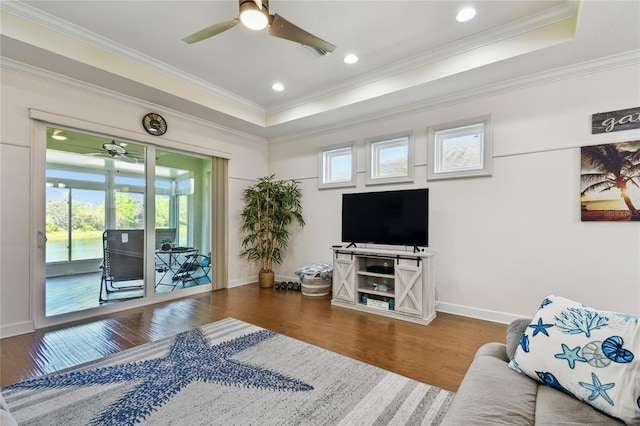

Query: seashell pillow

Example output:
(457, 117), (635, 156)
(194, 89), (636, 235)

(508, 295), (640, 424)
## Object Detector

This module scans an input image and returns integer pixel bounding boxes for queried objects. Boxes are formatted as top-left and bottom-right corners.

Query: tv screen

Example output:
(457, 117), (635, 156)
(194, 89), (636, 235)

(341, 189), (428, 247)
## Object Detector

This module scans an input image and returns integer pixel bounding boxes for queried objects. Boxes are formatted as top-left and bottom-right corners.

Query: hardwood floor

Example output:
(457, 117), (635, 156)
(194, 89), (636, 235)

(1, 285), (506, 392)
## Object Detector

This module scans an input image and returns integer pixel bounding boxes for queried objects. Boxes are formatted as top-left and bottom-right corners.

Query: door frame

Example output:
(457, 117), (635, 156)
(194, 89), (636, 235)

(30, 112), (213, 330)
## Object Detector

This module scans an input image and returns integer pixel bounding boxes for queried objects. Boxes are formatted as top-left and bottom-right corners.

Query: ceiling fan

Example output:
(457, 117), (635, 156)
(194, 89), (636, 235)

(80, 142), (144, 163)
(182, 0), (336, 56)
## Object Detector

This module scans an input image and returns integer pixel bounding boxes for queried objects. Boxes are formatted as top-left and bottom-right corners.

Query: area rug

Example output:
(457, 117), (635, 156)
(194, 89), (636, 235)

(2, 318), (454, 425)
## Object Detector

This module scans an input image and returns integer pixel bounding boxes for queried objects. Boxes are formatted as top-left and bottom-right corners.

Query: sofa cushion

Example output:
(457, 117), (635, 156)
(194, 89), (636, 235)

(442, 343), (537, 425)
(506, 318), (532, 361)
(509, 295), (640, 425)
(535, 385), (623, 424)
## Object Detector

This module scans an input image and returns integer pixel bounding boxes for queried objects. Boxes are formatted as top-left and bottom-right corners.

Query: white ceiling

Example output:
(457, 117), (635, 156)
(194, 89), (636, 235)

(1, 1), (639, 140)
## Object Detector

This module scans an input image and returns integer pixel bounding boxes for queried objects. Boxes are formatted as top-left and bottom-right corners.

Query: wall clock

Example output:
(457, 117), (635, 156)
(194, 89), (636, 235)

(142, 113), (167, 136)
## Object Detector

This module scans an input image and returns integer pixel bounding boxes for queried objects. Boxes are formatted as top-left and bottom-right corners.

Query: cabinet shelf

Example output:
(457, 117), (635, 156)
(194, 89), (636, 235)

(357, 271), (394, 279)
(357, 284), (394, 297)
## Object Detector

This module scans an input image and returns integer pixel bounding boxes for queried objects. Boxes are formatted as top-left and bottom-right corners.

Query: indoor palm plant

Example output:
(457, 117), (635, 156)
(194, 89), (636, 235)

(240, 175), (305, 287)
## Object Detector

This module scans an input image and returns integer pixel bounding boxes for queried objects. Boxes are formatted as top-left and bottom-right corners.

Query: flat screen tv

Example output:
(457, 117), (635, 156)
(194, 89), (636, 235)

(341, 188), (428, 247)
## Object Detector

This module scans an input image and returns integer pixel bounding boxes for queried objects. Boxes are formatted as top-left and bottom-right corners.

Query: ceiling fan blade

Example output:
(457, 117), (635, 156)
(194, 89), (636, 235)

(268, 14), (336, 55)
(182, 19), (240, 44)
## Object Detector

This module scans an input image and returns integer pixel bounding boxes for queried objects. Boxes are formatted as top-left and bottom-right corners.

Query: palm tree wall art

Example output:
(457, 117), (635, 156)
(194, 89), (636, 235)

(581, 140), (640, 221)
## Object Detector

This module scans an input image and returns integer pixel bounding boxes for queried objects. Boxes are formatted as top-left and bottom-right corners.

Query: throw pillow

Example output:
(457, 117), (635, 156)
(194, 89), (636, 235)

(506, 318), (532, 361)
(508, 295), (640, 424)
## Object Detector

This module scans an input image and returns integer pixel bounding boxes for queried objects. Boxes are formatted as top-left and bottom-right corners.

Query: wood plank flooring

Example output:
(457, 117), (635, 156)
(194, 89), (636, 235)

(1, 285), (507, 392)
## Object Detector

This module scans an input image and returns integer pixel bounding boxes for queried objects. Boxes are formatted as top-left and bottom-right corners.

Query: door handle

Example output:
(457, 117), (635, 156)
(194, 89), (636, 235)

(37, 230), (48, 248)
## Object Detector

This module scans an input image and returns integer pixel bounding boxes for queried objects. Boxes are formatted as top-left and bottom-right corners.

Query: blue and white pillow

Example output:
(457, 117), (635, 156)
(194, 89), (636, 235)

(509, 295), (640, 424)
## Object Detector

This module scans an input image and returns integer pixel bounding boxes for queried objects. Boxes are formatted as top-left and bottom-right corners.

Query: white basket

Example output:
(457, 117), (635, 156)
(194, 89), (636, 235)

(301, 276), (331, 296)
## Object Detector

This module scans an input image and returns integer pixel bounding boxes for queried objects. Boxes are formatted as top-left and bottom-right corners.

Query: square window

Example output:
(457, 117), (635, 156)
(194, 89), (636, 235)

(366, 133), (414, 185)
(318, 143), (356, 189)
(428, 116), (492, 180)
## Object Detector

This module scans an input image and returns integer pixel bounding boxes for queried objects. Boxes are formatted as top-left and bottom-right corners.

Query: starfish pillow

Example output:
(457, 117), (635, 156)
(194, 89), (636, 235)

(508, 295), (640, 424)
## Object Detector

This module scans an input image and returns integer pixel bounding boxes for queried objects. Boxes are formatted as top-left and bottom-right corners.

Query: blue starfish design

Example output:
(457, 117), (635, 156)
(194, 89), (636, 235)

(536, 371), (574, 397)
(519, 334), (530, 352)
(5, 328), (313, 425)
(554, 344), (587, 369)
(579, 372), (615, 406)
(529, 318), (554, 337)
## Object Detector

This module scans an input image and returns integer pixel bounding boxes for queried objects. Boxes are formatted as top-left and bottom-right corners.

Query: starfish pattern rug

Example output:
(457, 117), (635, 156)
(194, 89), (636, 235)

(2, 318), (454, 425)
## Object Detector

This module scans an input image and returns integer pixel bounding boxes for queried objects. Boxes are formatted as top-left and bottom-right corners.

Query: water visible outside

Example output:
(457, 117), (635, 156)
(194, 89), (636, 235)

(47, 237), (103, 262)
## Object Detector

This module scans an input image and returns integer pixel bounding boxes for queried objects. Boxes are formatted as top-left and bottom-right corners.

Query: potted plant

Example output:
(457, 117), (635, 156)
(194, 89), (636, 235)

(240, 175), (305, 288)
(160, 238), (173, 251)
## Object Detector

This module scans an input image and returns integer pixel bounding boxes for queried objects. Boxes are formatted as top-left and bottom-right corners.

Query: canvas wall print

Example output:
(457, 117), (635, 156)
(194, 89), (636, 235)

(581, 140), (640, 221)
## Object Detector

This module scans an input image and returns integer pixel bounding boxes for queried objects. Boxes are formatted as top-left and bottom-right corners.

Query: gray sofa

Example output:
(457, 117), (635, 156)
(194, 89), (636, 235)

(441, 319), (624, 425)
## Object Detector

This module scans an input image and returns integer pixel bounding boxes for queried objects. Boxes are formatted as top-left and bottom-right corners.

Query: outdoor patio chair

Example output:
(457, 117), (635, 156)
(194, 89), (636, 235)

(184, 252), (212, 284)
(100, 229), (145, 302)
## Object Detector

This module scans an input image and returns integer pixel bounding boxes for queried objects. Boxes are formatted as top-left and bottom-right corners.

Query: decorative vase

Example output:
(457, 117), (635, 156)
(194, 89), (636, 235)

(258, 271), (275, 288)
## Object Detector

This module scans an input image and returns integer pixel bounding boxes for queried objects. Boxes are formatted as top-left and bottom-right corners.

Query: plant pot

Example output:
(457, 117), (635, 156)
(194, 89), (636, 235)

(258, 271), (275, 288)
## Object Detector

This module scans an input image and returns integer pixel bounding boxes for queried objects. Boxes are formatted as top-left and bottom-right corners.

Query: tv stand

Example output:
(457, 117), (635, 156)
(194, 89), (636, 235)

(331, 246), (435, 325)
(345, 242), (357, 248)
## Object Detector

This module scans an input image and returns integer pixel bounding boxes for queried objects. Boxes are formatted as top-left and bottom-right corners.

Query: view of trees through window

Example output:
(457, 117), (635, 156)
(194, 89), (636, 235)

(45, 129), (210, 268)
(44, 127), (212, 316)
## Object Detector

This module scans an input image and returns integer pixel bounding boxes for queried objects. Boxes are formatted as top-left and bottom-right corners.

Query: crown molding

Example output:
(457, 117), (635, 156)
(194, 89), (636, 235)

(268, 50), (639, 144)
(0, 57), (268, 145)
(4, 46), (635, 145)
(0, 0), (265, 116)
(266, 1), (580, 115)
(3, 0), (578, 120)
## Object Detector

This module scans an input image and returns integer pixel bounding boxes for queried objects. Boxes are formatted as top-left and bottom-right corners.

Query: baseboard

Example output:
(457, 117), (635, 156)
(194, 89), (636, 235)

(0, 320), (35, 338)
(228, 275), (300, 289)
(227, 277), (256, 288)
(229, 280), (523, 325)
(435, 301), (524, 325)
(275, 275), (299, 284)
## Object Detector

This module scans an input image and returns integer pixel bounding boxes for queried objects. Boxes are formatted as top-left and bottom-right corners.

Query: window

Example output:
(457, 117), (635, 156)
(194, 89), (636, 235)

(318, 143), (355, 189)
(366, 133), (414, 185)
(427, 116), (492, 180)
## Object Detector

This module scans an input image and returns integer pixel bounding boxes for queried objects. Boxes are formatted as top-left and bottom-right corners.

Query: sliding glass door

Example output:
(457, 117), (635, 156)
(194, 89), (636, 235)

(45, 127), (211, 317)
(154, 149), (212, 294)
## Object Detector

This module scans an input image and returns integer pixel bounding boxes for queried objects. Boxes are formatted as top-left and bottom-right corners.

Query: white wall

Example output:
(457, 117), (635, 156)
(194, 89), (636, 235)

(1, 60), (639, 336)
(0, 64), (268, 336)
(268, 63), (640, 322)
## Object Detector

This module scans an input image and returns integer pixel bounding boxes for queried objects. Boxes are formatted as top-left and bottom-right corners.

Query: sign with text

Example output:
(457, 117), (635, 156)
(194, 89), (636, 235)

(592, 107), (640, 134)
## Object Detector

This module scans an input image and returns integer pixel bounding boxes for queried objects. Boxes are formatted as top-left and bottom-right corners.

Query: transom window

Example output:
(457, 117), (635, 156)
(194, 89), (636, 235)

(428, 116), (492, 180)
(366, 133), (414, 185)
(318, 143), (355, 189)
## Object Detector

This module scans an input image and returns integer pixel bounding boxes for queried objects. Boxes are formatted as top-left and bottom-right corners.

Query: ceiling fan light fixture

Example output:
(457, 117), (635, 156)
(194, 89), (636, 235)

(51, 129), (67, 140)
(240, 2), (269, 30)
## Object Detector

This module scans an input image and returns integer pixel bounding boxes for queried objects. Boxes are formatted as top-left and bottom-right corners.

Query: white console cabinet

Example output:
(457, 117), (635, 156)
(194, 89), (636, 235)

(331, 246), (435, 325)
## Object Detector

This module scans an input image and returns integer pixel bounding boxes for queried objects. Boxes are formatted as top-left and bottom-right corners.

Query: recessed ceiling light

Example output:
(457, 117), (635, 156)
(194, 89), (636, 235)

(456, 7), (476, 22)
(343, 54), (359, 64)
(272, 82), (284, 91)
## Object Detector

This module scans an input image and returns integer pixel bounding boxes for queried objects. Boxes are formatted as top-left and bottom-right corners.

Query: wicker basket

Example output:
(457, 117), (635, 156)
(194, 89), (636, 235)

(301, 276), (331, 296)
